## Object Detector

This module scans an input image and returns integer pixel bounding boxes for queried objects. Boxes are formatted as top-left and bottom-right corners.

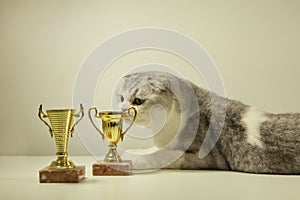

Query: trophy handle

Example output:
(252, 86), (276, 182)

(70, 104), (84, 137)
(120, 107), (137, 141)
(88, 107), (105, 140)
(38, 104), (53, 137)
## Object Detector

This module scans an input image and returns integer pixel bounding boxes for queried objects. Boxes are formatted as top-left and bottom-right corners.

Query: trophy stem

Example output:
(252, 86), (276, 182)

(104, 143), (122, 163)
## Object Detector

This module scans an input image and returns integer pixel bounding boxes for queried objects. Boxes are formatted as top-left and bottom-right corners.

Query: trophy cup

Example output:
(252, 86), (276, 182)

(38, 104), (85, 183)
(89, 107), (137, 176)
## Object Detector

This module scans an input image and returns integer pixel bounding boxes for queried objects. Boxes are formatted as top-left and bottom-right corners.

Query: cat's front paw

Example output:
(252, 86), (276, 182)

(131, 158), (150, 170)
(122, 149), (159, 170)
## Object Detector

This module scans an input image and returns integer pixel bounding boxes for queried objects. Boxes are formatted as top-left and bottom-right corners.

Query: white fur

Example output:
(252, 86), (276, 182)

(242, 107), (267, 148)
(152, 100), (181, 149)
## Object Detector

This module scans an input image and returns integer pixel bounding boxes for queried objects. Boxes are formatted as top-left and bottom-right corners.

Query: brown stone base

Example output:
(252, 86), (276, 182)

(39, 166), (85, 183)
(92, 161), (132, 176)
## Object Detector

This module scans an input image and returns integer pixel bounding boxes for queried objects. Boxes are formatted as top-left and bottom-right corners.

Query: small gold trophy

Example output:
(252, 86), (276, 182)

(38, 104), (85, 183)
(89, 107), (137, 175)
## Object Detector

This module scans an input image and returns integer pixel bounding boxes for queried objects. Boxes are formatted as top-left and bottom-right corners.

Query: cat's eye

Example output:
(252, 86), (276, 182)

(132, 98), (145, 106)
(120, 95), (124, 102)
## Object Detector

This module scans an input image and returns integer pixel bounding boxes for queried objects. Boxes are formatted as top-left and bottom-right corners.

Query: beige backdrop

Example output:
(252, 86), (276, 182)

(0, 0), (299, 155)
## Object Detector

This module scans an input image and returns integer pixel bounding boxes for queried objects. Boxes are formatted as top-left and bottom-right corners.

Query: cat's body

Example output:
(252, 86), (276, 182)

(116, 71), (300, 174)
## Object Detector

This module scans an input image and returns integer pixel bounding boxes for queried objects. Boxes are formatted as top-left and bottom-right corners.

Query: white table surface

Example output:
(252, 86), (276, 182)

(0, 156), (299, 200)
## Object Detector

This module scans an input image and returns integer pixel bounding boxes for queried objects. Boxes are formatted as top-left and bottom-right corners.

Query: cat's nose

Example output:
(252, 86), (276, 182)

(121, 108), (128, 112)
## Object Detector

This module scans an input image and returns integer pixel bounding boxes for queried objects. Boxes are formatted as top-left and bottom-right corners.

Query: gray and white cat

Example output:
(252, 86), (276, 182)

(115, 71), (300, 174)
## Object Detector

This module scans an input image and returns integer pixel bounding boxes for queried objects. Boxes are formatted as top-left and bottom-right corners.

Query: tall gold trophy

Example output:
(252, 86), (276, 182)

(89, 107), (137, 175)
(38, 104), (85, 183)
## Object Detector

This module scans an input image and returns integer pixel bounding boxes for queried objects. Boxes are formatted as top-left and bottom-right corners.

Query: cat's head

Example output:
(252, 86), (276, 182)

(114, 71), (177, 126)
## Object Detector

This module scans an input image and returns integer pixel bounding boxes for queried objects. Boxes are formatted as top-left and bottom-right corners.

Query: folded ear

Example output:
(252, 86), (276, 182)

(149, 80), (170, 92)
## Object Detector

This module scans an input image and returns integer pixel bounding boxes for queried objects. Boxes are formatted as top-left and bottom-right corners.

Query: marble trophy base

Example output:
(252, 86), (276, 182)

(39, 166), (85, 183)
(92, 160), (132, 176)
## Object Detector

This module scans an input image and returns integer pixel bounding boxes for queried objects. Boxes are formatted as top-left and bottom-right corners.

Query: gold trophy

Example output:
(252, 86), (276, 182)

(89, 107), (137, 175)
(38, 104), (85, 183)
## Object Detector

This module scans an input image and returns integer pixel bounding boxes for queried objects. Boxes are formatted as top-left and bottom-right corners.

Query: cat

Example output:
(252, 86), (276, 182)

(115, 71), (300, 174)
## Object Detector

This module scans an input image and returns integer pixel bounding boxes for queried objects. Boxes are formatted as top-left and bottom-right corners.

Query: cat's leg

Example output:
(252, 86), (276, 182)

(123, 149), (227, 170)
(123, 146), (230, 170)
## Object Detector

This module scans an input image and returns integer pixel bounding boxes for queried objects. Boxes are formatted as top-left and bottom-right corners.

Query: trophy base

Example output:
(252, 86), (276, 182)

(92, 160), (132, 176)
(39, 166), (85, 183)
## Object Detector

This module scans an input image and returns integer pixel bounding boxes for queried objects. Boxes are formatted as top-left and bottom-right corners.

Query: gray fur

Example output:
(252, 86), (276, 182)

(116, 71), (300, 174)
